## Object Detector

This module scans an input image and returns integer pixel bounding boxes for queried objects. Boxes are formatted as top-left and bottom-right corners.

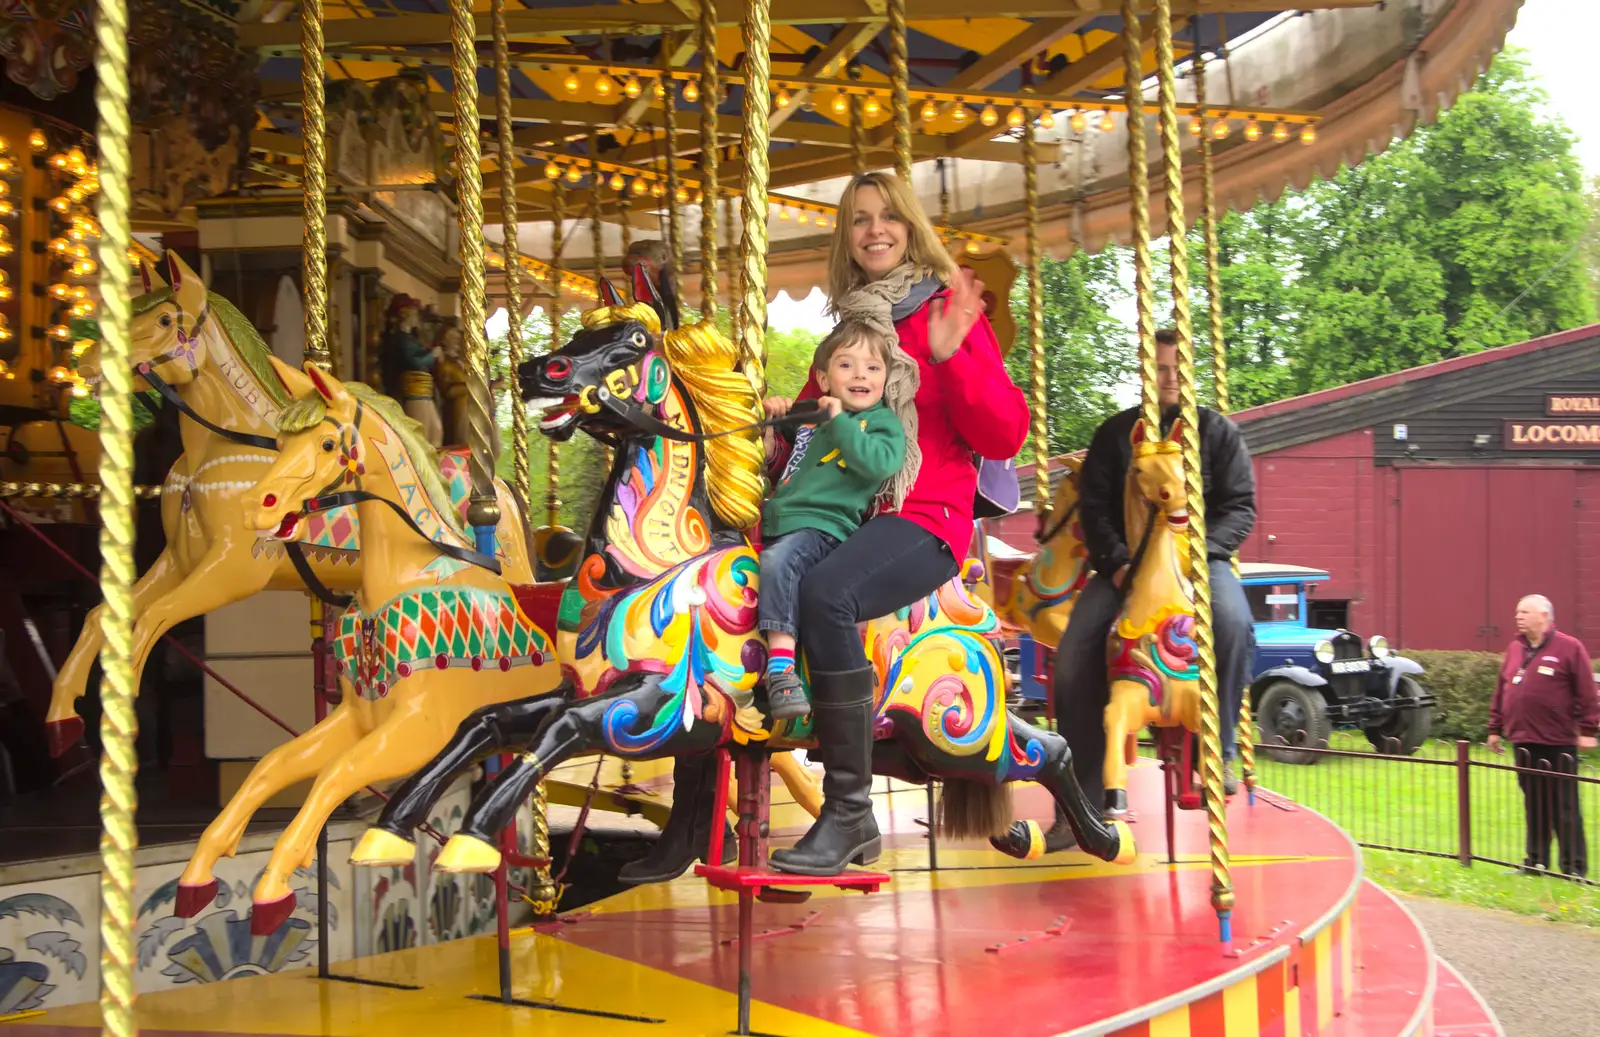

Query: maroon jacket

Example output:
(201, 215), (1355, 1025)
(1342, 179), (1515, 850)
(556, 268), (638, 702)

(1488, 629), (1600, 746)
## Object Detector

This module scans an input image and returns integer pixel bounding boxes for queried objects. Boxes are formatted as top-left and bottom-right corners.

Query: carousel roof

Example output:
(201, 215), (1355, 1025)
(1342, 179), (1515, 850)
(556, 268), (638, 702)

(230, 0), (1524, 301)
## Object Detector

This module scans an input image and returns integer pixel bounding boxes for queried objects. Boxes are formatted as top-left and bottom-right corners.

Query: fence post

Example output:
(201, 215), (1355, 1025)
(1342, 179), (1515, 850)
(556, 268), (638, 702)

(1456, 740), (1472, 867)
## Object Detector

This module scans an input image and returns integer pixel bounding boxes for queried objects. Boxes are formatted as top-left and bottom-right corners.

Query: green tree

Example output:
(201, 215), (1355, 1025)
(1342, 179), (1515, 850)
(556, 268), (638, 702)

(763, 326), (822, 398)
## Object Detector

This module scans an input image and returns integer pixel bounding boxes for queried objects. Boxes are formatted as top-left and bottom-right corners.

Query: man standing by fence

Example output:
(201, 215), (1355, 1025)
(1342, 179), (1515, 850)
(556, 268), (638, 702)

(1488, 594), (1599, 878)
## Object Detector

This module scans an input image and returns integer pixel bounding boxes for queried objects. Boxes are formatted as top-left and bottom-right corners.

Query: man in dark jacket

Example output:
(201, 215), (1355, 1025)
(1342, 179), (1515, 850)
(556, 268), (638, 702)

(1051, 329), (1257, 830)
(1488, 594), (1598, 877)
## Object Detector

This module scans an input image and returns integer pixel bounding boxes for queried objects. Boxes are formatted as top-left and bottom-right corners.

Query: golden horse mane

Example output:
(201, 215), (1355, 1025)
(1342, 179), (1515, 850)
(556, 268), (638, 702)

(580, 302), (764, 531)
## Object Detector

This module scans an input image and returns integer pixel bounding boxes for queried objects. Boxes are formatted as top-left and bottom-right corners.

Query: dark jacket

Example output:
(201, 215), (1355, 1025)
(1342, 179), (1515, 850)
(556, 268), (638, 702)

(1078, 405), (1257, 577)
(1489, 629), (1600, 746)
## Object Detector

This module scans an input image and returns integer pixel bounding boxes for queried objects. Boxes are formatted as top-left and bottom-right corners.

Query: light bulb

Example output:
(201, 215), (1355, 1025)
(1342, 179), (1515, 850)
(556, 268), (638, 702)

(49, 283), (71, 300)
(0, 158), (12, 174)
(778, 208), (790, 221)
(864, 95), (881, 117)
(1189, 115), (1203, 136)
(0, 286), (11, 301)
(796, 211), (809, 225)
(624, 76), (642, 99)
(48, 365), (70, 382)
(965, 239), (981, 254)
(921, 99), (939, 122)
(653, 78), (666, 99)
(594, 75), (613, 98)
(49, 196), (71, 213)
(28, 129), (45, 152)
(631, 176), (649, 196)
(1300, 124), (1317, 145)
(1212, 119), (1230, 139)
(1039, 109), (1055, 130)
(0, 201), (12, 217)
(564, 70), (580, 94)
(50, 237), (71, 254)
(1069, 111), (1087, 133)
(0, 181), (8, 197)
(1272, 121), (1290, 143)
(71, 383), (89, 398)
(566, 164), (582, 183)
(1244, 118), (1262, 142)
(951, 104), (969, 125)
(71, 257), (95, 275)
(980, 104), (999, 127)
(50, 325), (71, 341)
(545, 160), (560, 179)
(609, 171), (625, 191)
(1006, 107), (1025, 129)
(815, 216), (828, 229)
(651, 181), (665, 198)
(831, 93), (848, 115)
(694, 190), (704, 205)
(683, 80), (700, 104)
(776, 88), (791, 109)
(1099, 111), (1115, 132)
(675, 185), (689, 203)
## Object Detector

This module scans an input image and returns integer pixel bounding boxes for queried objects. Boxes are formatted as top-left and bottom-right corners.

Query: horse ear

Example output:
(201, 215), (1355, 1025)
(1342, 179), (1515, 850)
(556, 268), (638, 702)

(302, 362), (349, 405)
(140, 259), (166, 295)
(1167, 417), (1185, 444)
(630, 263), (675, 330)
(597, 277), (625, 308)
(165, 252), (206, 309)
(267, 355), (315, 399)
(1130, 419), (1147, 447)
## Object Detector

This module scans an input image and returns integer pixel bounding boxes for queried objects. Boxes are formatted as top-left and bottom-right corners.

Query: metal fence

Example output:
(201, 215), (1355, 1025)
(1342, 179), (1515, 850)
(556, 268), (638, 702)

(1248, 735), (1600, 887)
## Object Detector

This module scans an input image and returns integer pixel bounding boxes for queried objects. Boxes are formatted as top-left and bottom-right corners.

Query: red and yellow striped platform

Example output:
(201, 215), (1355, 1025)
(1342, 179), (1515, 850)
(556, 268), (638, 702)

(12, 761), (1382, 1037)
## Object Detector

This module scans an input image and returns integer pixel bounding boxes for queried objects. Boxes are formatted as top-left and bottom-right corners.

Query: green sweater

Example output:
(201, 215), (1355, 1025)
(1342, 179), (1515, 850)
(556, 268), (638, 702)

(762, 401), (906, 542)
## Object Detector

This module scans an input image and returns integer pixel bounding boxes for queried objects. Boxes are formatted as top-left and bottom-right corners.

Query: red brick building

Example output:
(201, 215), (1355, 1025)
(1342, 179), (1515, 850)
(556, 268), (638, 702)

(1010, 325), (1600, 652)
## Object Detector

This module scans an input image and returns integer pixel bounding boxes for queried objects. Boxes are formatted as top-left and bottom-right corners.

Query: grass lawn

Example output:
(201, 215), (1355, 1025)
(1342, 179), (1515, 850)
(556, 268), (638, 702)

(1244, 732), (1600, 926)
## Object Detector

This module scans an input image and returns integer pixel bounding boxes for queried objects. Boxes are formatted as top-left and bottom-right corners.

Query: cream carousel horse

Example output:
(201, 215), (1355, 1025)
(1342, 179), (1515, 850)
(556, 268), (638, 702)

(43, 254), (536, 756)
(176, 362), (565, 935)
(1101, 418), (1204, 816)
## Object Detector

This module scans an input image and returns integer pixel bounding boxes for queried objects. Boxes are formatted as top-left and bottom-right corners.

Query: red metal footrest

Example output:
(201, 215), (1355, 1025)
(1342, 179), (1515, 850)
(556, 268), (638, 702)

(694, 863), (891, 894)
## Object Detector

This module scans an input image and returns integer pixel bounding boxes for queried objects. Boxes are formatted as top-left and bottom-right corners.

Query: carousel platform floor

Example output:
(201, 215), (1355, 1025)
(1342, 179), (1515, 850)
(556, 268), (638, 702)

(5, 759), (1502, 1037)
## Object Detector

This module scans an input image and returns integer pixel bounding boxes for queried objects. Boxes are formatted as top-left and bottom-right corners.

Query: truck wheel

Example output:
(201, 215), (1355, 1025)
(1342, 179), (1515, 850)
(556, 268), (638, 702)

(1364, 676), (1433, 756)
(1256, 681), (1331, 766)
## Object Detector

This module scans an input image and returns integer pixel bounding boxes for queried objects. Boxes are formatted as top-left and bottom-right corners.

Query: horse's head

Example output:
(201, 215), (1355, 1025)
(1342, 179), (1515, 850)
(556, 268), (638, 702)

(1129, 417), (1189, 523)
(85, 253), (213, 390)
(246, 358), (362, 542)
(518, 267), (675, 441)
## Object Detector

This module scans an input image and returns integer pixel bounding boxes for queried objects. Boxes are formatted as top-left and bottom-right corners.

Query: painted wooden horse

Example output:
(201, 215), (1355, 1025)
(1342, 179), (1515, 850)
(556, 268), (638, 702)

(44, 254), (537, 756)
(175, 363), (568, 935)
(1100, 418), (1206, 816)
(998, 455), (1092, 650)
(348, 267), (1134, 874)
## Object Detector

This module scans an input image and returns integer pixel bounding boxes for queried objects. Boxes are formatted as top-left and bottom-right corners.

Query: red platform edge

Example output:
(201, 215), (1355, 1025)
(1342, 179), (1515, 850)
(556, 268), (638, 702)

(694, 862), (891, 893)
(1430, 959), (1505, 1037)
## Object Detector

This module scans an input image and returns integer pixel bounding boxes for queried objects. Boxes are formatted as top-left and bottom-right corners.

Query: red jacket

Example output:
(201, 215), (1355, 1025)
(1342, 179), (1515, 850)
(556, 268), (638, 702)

(1489, 628), (1600, 746)
(792, 293), (1029, 559)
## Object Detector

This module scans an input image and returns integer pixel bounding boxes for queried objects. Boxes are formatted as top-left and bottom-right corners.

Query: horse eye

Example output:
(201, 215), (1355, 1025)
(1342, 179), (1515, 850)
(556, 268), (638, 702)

(631, 332), (647, 347)
(321, 439), (336, 453)
(158, 314), (173, 328)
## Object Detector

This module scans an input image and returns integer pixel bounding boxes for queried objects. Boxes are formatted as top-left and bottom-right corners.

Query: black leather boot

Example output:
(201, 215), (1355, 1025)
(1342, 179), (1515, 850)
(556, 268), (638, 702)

(617, 753), (735, 886)
(769, 667), (881, 875)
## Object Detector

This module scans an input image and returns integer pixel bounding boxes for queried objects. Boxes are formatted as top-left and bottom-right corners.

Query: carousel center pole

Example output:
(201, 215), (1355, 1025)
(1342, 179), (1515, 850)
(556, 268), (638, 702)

(1155, 0), (1233, 943)
(92, 0), (137, 1025)
(734, 0), (771, 1030)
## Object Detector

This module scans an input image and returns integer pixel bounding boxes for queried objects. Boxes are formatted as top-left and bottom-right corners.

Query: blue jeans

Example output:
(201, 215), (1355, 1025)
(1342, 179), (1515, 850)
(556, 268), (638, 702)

(1053, 558), (1254, 805)
(759, 528), (840, 639)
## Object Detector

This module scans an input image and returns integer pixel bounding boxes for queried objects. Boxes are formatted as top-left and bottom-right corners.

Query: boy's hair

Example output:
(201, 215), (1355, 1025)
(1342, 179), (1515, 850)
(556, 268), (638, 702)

(813, 321), (891, 373)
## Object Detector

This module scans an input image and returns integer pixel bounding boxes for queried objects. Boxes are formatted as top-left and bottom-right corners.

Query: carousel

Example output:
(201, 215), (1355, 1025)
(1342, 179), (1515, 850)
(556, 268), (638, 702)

(0, 2), (1521, 1036)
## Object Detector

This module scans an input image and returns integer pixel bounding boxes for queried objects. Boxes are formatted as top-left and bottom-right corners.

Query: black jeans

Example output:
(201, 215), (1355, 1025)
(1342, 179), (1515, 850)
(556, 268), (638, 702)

(758, 528), (840, 639)
(1515, 743), (1587, 877)
(1053, 561), (1254, 807)
(796, 516), (958, 675)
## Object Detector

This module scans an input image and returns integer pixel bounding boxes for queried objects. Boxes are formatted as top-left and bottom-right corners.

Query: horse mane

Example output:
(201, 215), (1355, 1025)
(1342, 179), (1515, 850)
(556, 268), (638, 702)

(276, 381), (467, 537)
(581, 302), (765, 531)
(132, 286), (291, 407)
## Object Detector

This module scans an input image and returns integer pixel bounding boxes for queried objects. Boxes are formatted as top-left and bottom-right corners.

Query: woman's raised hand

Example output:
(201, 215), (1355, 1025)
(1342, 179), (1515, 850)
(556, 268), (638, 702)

(926, 267), (986, 363)
(763, 395), (794, 418)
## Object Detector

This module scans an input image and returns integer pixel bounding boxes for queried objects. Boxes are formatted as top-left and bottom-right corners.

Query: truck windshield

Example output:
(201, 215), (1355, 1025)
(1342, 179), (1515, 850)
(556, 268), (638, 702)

(1247, 584), (1301, 623)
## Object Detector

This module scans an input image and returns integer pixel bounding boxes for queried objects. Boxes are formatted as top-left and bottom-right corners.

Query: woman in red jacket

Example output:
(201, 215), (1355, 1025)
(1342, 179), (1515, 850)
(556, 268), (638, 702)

(617, 173), (1027, 885)
(766, 172), (1030, 875)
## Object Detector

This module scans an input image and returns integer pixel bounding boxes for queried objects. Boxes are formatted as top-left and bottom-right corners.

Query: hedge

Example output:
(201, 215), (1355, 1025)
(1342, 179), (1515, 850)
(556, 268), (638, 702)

(1402, 650), (1600, 743)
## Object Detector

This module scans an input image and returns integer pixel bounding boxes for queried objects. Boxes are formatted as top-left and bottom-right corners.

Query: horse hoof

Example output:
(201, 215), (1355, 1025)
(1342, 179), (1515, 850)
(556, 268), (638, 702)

(989, 820), (1045, 861)
(435, 834), (501, 874)
(1110, 820), (1137, 866)
(250, 892), (296, 936)
(174, 880), (218, 918)
(350, 828), (416, 867)
(46, 716), (84, 758)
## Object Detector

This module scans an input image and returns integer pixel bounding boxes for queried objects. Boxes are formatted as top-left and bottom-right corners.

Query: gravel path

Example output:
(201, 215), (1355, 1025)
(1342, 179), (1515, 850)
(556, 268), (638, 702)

(1401, 896), (1600, 1037)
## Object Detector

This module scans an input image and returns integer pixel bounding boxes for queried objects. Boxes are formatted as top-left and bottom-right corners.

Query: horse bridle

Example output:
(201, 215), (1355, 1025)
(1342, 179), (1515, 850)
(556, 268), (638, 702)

(278, 402), (503, 610)
(135, 301), (279, 451)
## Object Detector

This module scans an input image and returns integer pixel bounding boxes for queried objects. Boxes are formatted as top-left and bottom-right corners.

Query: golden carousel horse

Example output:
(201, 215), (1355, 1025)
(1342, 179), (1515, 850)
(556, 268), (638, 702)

(1101, 418), (1205, 816)
(997, 455), (1091, 649)
(176, 362), (565, 934)
(42, 254), (536, 756)
(346, 268), (1134, 873)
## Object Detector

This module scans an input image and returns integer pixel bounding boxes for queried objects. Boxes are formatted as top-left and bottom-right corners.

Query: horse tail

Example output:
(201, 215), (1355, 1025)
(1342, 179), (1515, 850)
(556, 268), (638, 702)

(937, 778), (1014, 840)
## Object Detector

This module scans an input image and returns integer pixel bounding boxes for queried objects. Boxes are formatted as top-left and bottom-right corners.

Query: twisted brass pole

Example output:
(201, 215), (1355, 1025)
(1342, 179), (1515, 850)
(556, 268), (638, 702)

(493, 0), (555, 910)
(590, 132), (606, 285)
(1123, 0), (1158, 435)
(92, 0), (137, 1028)
(724, 195), (739, 325)
(1023, 118), (1048, 519)
(1195, 52), (1253, 792)
(451, 0), (499, 544)
(547, 179), (566, 528)
(662, 36), (683, 284)
(301, 0), (329, 372)
(697, 3), (720, 317)
(849, 91), (867, 177)
(739, 0), (772, 374)
(888, 0), (912, 184)
(1156, 0), (1233, 941)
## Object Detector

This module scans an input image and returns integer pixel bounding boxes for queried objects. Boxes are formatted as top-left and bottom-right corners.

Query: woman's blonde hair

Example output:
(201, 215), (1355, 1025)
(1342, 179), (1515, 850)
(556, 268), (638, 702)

(825, 172), (958, 312)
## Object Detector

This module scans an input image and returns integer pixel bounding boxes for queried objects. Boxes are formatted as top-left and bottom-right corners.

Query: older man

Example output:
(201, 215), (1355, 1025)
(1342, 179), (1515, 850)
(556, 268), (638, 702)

(1489, 595), (1599, 877)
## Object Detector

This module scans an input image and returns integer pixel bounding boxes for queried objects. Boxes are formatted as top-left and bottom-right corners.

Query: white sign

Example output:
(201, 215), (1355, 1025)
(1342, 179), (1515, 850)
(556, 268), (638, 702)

(1265, 594), (1298, 605)
(1393, 424), (1408, 441)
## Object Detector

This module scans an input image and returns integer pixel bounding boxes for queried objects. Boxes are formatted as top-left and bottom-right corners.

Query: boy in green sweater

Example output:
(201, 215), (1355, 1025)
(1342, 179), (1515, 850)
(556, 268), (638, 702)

(760, 322), (908, 721)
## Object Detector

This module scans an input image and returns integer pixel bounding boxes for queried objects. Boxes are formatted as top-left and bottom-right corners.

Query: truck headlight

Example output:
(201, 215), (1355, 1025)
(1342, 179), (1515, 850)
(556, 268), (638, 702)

(1369, 635), (1390, 659)
(1314, 640), (1335, 664)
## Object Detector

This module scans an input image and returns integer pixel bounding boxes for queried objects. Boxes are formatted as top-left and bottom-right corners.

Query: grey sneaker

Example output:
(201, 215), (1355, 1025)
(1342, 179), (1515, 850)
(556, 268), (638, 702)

(1222, 759), (1239, 796)
(766, 668), (811, 721)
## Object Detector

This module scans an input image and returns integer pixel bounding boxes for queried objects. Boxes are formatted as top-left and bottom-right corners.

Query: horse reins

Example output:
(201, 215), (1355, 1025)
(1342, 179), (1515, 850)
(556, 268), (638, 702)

(136, 302), (279, 451)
